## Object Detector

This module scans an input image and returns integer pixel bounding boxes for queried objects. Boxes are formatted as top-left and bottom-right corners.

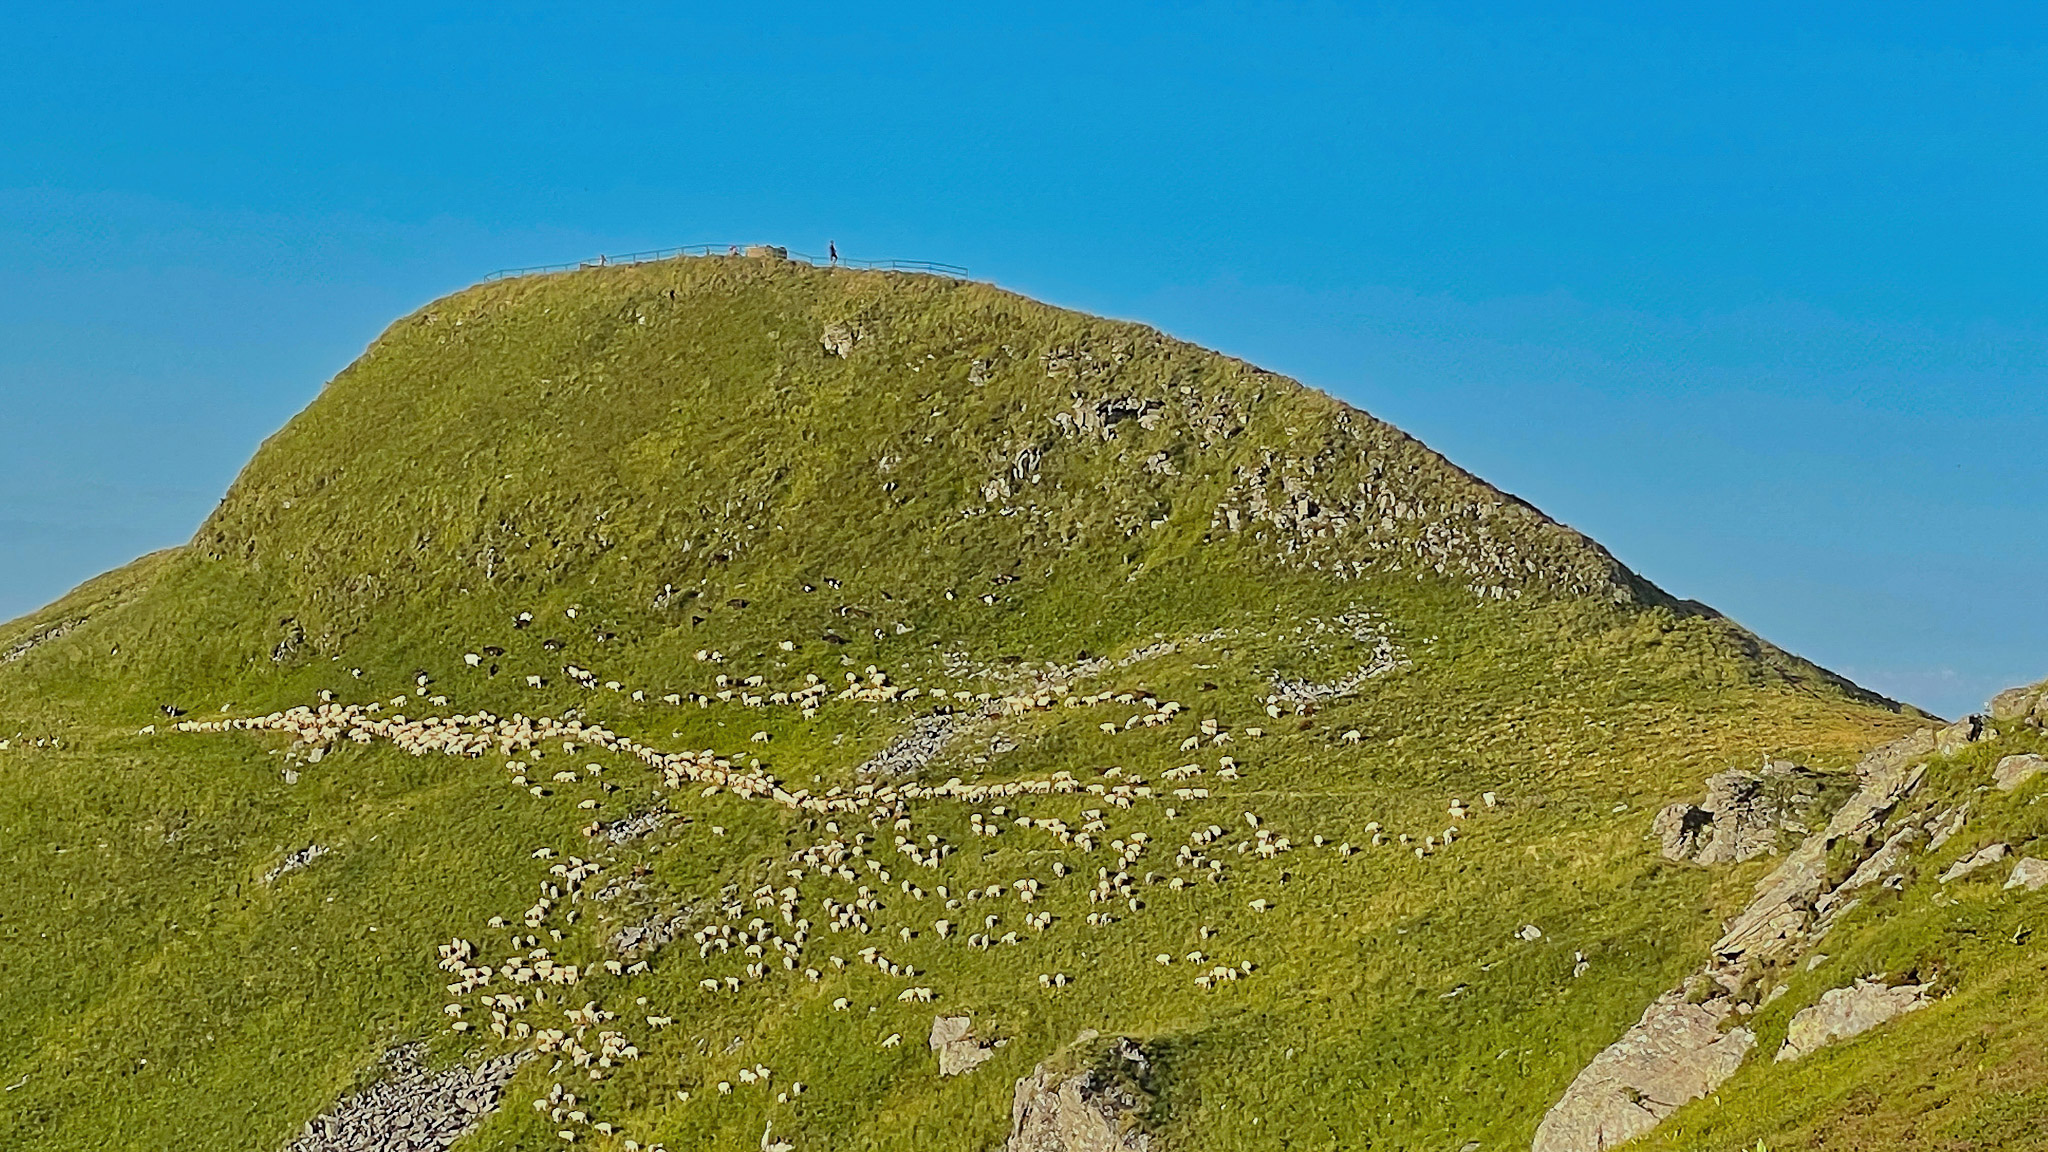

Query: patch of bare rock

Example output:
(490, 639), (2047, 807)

(1989, 682), (2048, 728)
(1938, 842), (2008, 883)
(2005, 857), (2048, 892)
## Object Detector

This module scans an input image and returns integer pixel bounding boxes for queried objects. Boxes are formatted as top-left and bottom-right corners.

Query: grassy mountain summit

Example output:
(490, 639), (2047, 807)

(0, 252), (1960, 1151)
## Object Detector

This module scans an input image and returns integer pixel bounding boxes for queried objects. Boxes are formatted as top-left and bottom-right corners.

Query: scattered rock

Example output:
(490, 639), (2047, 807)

(1, 616), (86, 665)
(2004, 857), (2048, 892)
(1776, 979), (1931, 1062)
(600, 805), (674, 844)
(1714, 730), (1937, 966)
(1008, 1038), (1155, 1152)
(608, 901), (699, 959)
(930, 1015), (996, 1076)
(1938, 843), (2009, 884)
(1541, 726), (1958, 1151)
(283, 1044), (527, 1152)
(859, 712), (967, 779)
(1531, 992), (1755, 1152)
(262, 843), (330, 885)
(1993, 754), (2047, 793)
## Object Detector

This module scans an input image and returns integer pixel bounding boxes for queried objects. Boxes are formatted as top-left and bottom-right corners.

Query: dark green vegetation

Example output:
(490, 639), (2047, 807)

(1, 252), (2005, 1152)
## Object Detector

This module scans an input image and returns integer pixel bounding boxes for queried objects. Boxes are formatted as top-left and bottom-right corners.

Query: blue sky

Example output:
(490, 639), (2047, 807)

(3, 3), (2043, 718)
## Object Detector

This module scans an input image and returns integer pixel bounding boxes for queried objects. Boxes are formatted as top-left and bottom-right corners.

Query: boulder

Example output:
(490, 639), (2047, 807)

(1988, 685), (2040, 722)
(1938, 843), (2008, 883)
(1776, 979), (1931, 1061)
(2004, 857), (2048, 892)
(931, 1014), (996, 1076)
(1993, 753), (2047, 793)
(1008, 1038), (1154, 1152)
(1655, 761), (1840, 865)
(1531, 992), (1754, 1152)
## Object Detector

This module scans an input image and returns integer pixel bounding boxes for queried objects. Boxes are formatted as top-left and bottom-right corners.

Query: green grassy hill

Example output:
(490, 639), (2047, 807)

(3, 251), (2010, 1152)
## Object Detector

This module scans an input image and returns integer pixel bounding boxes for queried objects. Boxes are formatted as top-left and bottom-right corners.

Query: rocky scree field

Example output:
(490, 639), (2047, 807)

(4, 251), (2028, 1152)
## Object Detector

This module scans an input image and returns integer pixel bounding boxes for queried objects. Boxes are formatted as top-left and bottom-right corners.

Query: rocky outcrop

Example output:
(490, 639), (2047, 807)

(1989, 681), (2048, 728)
(1711, 725), (1948, 968)
(1776, 979), (1931, 1062)
(931, 1015), (996, 1076)
(1, 616), (86, 665)
(1531, 993), (1754, 1152)
(283, 1045), (527, 1152)
(1654, 760), (1839, 865)
(1535, 715), (1995, 1152)
(1008, 1038), (1155, 1152)
(261, 843), (330, 885)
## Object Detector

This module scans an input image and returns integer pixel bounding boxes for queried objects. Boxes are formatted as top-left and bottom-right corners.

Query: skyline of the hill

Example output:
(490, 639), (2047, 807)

(4, 4), (2047, 718)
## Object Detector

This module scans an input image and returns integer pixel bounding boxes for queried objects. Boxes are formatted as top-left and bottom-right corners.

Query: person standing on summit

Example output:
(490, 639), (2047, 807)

(828, 241), (838, 265)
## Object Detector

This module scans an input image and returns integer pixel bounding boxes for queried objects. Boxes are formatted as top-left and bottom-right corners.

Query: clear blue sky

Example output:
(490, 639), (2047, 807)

(4, 3), (2044, 718)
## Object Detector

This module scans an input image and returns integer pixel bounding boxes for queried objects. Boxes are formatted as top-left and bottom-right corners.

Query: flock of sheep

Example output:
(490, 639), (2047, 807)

(167, 610), (1494, 1148)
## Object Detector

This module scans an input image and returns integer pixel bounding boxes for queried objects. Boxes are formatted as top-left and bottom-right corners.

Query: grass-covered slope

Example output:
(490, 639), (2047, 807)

(0, 253), (1924, 1151)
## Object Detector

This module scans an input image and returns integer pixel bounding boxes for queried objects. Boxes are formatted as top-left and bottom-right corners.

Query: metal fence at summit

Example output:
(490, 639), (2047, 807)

(483, 244), (969, 282)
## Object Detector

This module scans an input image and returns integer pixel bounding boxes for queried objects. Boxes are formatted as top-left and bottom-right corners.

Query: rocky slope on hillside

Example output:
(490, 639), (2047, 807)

(0, 251), (1975, 1152)
(1545, 676), (2048, 1152)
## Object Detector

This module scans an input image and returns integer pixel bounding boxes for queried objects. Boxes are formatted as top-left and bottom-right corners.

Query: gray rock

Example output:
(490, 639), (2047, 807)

(1993, 754), (2047, 793)
(1817, 823), (1921, 915)
(1531, 992), (1754, 1152)
(281, 1045), (527, 1152)
(1938, 843), (2009, 883)
(1008, 1038), (1154, 1152)
(2004, 857), (2048, 892)
(1658, 761), (1845, 865)
(1776, 979), (1931, 1061)
(931, 1014), (996, 1076)
(1924, 804), (1968, 851)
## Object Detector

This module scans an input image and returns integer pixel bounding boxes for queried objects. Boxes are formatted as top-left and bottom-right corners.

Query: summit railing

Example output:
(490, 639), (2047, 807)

(483, 245), (968, 282)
